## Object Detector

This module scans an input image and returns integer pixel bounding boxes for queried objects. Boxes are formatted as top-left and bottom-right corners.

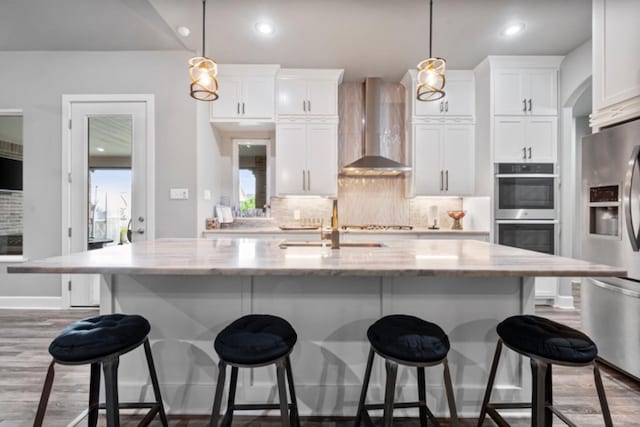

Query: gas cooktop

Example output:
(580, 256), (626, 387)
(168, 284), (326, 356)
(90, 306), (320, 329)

(340, 224), (414, 231)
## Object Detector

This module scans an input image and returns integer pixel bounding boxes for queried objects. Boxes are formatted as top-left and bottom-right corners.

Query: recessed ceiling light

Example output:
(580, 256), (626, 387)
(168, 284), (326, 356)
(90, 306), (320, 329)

(503, 23), (525, 37)
(255, 22), (275, 36)
(176, 26), (191, 37)
(96, 147), (105, 152)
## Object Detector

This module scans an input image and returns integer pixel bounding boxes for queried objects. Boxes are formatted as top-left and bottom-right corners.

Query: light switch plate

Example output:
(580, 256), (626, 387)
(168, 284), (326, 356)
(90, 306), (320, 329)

(170, 188), (189, 200)
(293, 209), (301, 220)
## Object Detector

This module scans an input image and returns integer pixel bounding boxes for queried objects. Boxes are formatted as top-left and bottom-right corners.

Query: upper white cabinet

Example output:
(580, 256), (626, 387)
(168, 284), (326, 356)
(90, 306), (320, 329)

(277, 69), (344, 118)
(413, 123), (475, 196)
(493, 68), (558, 115)
(402, 70), (475, 119)
(591, 0), (640, 130)
(494, 116), (557, 163)
(210, 65), (279, 122)
(275, 123), (337, 196)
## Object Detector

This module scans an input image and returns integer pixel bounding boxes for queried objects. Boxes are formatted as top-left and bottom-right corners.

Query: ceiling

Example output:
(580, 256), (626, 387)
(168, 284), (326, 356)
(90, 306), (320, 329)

(0, 0), (591, 81)
(88, 116), (132, 157)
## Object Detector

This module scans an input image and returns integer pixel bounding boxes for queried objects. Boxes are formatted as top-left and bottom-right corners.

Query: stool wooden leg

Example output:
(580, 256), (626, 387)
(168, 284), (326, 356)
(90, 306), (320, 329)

(593, 362), (614, 427)
(354, 347), (375, 427)
(88, 363), (101, 427)
(544, 364), (553, 426)
(221, 367), (238, 427)
(210, 361), (227, 427)
(417, 367), (428, 427)
(443, 358), (459, 427)
(383, 359), (398, 427)
(477, 339), (503, 427)
(143, 339), (169, 426)
(276, 360), (291, 427)
(33, 360), (55, 427)
(285, 356), (301, 427)
(530, 359), (548, 427)
(102, 356), (121, 427)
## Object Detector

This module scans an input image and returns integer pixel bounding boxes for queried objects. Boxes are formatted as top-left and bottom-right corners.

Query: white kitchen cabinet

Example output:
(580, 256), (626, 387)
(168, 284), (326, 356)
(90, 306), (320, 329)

(277, 69), (344, 118)
(276, 123), (337, 196)
(403, 70), (475, 119)
(494, 68), (557, 116)
(413, 123), (474, 196)
(494, 116), (557, 163)
(210, 65), (279, 122)
(591, 0), (640, 130)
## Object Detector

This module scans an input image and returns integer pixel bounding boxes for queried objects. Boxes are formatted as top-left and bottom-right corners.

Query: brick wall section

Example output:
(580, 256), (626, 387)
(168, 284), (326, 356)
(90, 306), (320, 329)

(0, 140), (23, 236)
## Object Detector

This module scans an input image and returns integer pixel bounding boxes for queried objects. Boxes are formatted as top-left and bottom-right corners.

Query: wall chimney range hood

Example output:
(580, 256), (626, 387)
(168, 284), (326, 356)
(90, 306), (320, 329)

(341, 78), (411, 176)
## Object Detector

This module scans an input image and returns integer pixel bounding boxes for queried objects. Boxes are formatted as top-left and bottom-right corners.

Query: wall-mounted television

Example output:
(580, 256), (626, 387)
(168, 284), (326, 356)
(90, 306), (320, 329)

(0, 157), (23, 191)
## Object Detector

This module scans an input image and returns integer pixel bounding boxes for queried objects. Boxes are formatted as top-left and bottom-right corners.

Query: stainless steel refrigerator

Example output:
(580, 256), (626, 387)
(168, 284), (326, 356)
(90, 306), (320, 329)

(581, 117), (640, 379)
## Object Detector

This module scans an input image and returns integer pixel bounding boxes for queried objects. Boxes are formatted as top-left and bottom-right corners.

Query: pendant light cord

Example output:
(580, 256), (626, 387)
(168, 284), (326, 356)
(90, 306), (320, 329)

(202, 0), (206, 57)
(429, 0), (433, 58)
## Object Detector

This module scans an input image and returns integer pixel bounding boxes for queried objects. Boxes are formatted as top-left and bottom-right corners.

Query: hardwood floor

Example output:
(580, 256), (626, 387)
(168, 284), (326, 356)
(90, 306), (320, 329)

(1, 285), (639, 426)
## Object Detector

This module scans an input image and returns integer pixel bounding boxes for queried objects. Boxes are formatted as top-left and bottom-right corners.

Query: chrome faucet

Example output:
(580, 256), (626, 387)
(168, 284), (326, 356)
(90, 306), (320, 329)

(321, 199), (340, 249)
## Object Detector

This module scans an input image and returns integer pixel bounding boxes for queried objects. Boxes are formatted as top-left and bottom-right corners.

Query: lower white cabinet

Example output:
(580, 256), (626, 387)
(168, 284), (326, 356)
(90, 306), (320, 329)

(276, 123), (337, 196)
(494, 116), (557, 163)
(413, 123), (475, 196)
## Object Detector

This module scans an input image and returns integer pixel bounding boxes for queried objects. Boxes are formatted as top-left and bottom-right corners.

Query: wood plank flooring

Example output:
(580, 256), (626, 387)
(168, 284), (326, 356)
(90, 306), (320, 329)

(1, 285), (639, 426)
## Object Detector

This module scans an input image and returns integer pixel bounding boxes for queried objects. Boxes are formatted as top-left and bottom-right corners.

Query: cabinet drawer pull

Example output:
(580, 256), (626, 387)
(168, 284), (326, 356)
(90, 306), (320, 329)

(242, 102), (245, 115)
(445, 101), (449, 112)
(303, 100), (306, 112)
(528, 99), (532, 112)
(307, 100), (311, 112)
(440, 170), (444, 191)
(440, 101), (443, 113)
(237, 102), (240, 115)
(528, 147), (532, 159)
(307, 170), (311, 191)
(522, 147), (527, 159)
(445, 170), (449, 191)
(523, 99), (527, 112)
(302, 170), (306, 191)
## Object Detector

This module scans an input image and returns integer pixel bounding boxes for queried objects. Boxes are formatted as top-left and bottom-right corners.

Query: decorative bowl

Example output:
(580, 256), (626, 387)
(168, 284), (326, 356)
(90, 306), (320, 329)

(447, 210), (466, 230)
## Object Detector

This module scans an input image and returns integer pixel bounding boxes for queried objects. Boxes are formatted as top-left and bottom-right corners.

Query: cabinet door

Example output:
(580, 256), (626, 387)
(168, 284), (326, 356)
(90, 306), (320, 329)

(306, 124), (337, 196)
(307, 80), (337, 116)
(414, 125), (444, 195)
(443, 79), (474, 116)
(494, 117), (527, 162)
(443, 124), (474, 195)
(277, 78), (307, 116)
(494, 69), (526, 115)
(210, 76), (242, 119)
(526, 70), (557, 115)
(242, 76), (275, 119)
(526, 117), (557, 162)
(276, 124), (307, 195)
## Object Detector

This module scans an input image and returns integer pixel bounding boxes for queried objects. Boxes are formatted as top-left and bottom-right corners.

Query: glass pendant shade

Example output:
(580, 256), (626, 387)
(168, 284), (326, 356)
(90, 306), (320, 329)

(416, 57), (446, 101)
(189, 56), (219, 101)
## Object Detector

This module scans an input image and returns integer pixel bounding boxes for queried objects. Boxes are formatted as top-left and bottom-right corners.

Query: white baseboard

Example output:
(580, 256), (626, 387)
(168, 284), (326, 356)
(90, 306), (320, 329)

(0, 296), (62, 309)
(554, 295), (575, 310)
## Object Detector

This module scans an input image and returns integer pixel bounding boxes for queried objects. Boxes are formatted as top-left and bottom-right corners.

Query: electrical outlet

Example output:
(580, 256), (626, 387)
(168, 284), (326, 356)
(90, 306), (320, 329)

(170, 188), (189, 200)
(293, 209), (301, 220)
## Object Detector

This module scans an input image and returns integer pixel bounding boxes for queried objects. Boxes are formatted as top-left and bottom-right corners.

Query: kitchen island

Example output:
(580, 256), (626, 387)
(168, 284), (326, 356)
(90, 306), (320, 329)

(9, 238), (624, 417)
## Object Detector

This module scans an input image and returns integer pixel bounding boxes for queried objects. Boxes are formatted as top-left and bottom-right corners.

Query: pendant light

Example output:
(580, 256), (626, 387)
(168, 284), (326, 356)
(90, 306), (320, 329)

(189, 0), (219, 101)
(416, 0), (446, 102)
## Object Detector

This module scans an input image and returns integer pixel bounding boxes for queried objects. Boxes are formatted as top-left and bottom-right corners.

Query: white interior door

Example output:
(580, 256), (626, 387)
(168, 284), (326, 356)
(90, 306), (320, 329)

(67, 100), (150, 306)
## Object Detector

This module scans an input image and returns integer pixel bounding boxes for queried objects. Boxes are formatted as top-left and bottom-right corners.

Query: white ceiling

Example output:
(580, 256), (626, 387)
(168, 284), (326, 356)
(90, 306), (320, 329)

(0, 0), (592, 82)
(89, 116), (132, 157)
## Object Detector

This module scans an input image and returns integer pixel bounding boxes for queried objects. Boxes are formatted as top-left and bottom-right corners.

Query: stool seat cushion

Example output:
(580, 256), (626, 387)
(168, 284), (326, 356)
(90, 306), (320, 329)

(215, 315), (297, 365)
(367, 315), (450, 363)
(497, 315), (598, 363)
(49, 314), (150, 363)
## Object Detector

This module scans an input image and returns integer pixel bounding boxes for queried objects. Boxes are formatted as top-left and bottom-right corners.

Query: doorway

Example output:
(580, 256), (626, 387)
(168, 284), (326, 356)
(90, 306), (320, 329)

(61, 95), (155, 307)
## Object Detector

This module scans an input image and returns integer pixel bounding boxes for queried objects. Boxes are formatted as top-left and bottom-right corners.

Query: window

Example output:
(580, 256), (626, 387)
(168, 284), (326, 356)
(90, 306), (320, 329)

(232, 139), (271, 217)
(0, 113), (23, 258)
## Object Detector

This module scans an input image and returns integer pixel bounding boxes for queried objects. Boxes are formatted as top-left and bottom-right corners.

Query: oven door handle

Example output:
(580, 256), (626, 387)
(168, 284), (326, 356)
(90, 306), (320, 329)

(495, 174), (559, 178)
(623, 144), (640, 252)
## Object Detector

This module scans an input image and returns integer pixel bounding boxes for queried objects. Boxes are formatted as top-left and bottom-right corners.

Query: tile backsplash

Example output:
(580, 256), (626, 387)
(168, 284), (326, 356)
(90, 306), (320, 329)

(269, 177), (482, 230)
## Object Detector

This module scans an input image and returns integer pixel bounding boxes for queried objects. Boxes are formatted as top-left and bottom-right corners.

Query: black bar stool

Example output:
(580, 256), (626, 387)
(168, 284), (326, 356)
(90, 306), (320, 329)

(210, 314), (301, 427)
(477, 314), (613, 427)
(34, 313), (168, 427)
(355, 314), (459, 427)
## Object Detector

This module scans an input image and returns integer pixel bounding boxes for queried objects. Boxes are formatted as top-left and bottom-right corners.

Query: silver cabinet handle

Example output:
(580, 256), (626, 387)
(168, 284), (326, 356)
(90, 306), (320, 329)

(528, 99), (532, 112)
(522, 147), (527, 159)
(302, 170), (306, 191)
(303, 100), (306, 112)
(623, 145), (640, 251)
(440, 101), (443, 113)
(237, 102), (240, 115)
(445, 170), (449, 191)
(242, 102), (245, 115)
(440, 170), (444, 191)
(523, 99), (527, 112)
(445, 101), (449, 112)
(528, 147), (532, 159)
(307, 100), (311, 112)
(307, 170), (311, 191)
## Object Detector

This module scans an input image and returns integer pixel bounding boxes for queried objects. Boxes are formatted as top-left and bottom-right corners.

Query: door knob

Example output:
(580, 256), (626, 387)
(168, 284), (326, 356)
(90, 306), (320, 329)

(138, 216), (145, 223)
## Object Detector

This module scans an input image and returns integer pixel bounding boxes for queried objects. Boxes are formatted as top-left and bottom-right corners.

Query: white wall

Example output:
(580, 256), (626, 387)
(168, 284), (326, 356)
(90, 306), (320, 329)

(0, 51), (197, 300)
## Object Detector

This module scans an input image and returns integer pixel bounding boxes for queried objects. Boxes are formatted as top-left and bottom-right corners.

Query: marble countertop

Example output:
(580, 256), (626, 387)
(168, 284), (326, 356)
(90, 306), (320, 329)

(202, 228), (490, 235)
(8, 238), (625, 278)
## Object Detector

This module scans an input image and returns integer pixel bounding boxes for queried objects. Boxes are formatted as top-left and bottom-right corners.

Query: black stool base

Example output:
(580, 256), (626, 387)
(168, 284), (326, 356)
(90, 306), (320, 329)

(477, 338), (614, 427)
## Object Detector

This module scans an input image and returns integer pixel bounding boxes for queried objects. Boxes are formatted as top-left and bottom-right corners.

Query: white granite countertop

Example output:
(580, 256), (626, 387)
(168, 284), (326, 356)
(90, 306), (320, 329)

(202, 228), (490, 235)
(8, 238), (625, 278)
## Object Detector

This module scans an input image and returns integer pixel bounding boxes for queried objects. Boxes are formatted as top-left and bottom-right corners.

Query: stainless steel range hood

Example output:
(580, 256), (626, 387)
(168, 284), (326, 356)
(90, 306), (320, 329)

(341, 77), (411, 176)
